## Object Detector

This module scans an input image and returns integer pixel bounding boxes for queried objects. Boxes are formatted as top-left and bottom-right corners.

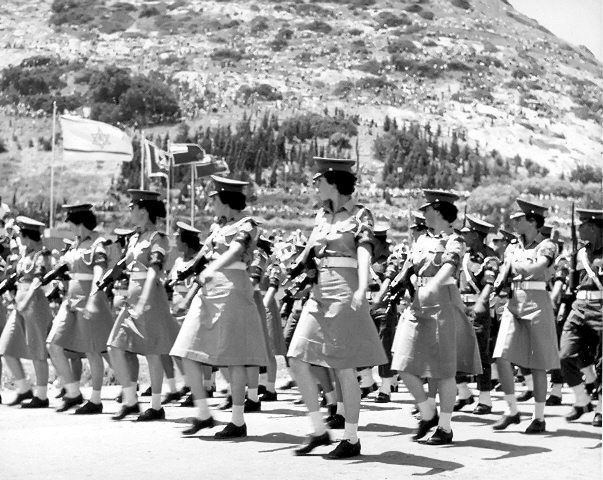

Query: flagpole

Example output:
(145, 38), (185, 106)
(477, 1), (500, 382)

(190, 163), (195, 227)
(166, 140), (171, 235)
(140, 130), (145, 189)
(50, 101), (57, 230)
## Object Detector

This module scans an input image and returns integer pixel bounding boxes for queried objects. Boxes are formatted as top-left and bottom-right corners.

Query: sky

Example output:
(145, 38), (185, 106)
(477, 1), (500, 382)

(508, 0), (603, 61)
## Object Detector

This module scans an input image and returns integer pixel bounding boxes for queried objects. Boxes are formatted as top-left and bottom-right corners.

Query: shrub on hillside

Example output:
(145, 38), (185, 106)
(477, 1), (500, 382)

(281, 113), (358, 141)
(329, 132), (351, 150)
(349, 28), (363, 36)
(238, 84), (283, 101)
(210, 48), (243, 62)
(250, 16), (270, 34)
(50, 0), (97, 26)
(354, 60), (382, 75)
(302, 20), (332, 34)
(418, 10), (435, 20)
(333, 80), (354, 97)
(450, 0), (471, 10)
(139, 5), (160, 17)
(374, 11), (411, 29)
(405, 4), (423, 13)
(387, 39), (418, 54)
(356, 76), (394, 90)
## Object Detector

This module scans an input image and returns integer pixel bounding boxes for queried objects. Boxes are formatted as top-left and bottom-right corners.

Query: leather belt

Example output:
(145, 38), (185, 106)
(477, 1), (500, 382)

(461, 293), (479, 303)
(512, 281), (546, 290)
(129, 271), (149, 280)
(113, 289), (128, 297)
(70, 273), (94, 281)
(416, 277), (455, 287)
(576, 290), (603, 300)
(318, 257), (358, 269)
(222, 261), (247, 270)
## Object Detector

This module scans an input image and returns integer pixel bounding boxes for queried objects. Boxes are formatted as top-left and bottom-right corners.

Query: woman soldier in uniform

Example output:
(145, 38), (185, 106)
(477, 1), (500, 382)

(107, 190), (180, 421)
(287, 158), (387, 459)
(491, 199), (560, 433)
(46, 204), (114, 414)
(170, 176), (270, 439)
(391, 190), (482, 445)
(0, 216), (53, 407)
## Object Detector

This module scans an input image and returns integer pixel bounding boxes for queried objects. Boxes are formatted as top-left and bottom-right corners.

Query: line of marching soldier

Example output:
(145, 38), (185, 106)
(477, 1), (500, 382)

(0, 158), (600, 460)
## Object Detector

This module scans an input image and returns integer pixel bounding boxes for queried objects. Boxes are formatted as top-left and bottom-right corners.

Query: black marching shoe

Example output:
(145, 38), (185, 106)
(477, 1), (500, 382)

(545, 395), (562, 406)
(592, 413), (602, 427)
(182, 416), (215, 435)
(205, 386), (215, 398)
(21, 396), (49, 409)
(55, 387), (66, 399)
(360, 383), (378, 399)
(217, 395), (233, 411)
(140, 386), (152, 397)
(161, 391), (182, 405)
(425, 427), (453, 445)
(524, 418), (546, 433)
(180, 394), (194, 407)
(565, 403), (593, 422)
(56, 394), (84, 412)
(74, 401), (103, 415)
(258, 385), (267, 396)
(137, 407), (165, 421)
(244, 398), (261, 413)
(294, 431), (331, 456)
(472, 403), (492, 415)
(375, 392), (390, 403)
(517, 390), (533, 402)
(8, 390), (33, 406)
(114, 391), (123, 403)
(260, 390), (278, 402)
(453, 396), (474, 412)
(214, 422), (247, 439)
(492, 413), (521, 430)
(326, 413), (345, 429)
(413, 414), (439, 441)
(111, 403), (140, 420)
(281, 379), (296, 390)
(327, 439), (361, 459)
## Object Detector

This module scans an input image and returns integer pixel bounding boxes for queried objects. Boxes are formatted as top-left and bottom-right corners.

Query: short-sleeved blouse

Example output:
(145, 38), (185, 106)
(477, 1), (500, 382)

(410, 232), (465, 278)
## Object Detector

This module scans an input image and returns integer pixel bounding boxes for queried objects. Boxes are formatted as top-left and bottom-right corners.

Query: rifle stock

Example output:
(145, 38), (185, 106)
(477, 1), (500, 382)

(97, 257), (127, 291)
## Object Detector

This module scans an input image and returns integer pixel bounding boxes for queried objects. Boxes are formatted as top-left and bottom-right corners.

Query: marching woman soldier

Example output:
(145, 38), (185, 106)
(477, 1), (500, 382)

(170, 176), (270, 439)
(287, 158), (387, 459)
(391, 190), (482, 445)
(46, 204), (114, 414)
(0, 216), (53, 408)
(107, 190), (180, 421)
(491, 199), (560, 433)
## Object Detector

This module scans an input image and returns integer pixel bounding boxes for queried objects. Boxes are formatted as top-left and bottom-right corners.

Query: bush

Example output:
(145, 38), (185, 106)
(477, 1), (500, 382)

(405, 4), (423, 13)
(50, 0), (97, 26)
(374, 11), (411, 29)
(238, 84), (283, 102)
(281, 113), (358, 141)
(447, 60), (472, 72)
(302, 20), (332, 34)
(250, 16), (269, 34)
(349, 28), (363, 36)
(210, 48), (243, 62)
(333, 80), (354, 97)
(0, 138), (7, 154)
(356, 76), (393, 90)
(387, 39), (418, 54)
(354, 60), (382, 75)
(139, 6), (160, 17)
(450, 0), (471, 9)
(418, 10), (435, 20)
(329, 132), (351, 150)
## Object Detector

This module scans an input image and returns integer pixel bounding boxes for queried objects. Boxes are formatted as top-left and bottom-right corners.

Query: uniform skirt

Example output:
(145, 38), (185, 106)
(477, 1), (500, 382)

(287, 266), (387, 369)
(47, 280), (114, 353)
(170, 269), (270, 366)
(0, 285), (52, 361)
(391, 284), (482, 378)
(492, 288), (560, 370)
(108, 277), (179, 355)
(266, 295), (287, 356)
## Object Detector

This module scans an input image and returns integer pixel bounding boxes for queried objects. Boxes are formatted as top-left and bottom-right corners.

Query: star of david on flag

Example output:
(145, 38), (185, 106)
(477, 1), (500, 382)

(143, 138), (171, 179)
(60, 115), (133, 162)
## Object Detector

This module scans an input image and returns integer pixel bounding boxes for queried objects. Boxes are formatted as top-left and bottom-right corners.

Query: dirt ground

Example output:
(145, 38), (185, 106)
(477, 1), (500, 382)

(0, 381), (600, 480)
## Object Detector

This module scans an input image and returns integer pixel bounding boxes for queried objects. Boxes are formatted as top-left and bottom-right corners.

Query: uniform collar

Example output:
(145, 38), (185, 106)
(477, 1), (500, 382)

(323, 197), (355, 213)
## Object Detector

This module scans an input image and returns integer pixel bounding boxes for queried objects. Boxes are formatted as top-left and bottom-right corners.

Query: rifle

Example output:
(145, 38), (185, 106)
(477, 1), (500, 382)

(97, 257), (127, 291)
(165, 251), (210, 289)
(382, 260), (415, 313)
(557, 203), (579, 322)
(0, 272), (19, 295)
(40, 263), (69, 286)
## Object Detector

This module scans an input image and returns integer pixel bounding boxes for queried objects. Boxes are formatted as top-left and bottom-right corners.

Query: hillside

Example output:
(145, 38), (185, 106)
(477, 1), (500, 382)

(0, 0), (601, 217)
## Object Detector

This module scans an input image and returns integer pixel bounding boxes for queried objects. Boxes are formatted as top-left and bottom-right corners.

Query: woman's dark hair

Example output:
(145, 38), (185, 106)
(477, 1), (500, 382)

(217, 191), (247, 211)
(135, 200), (167, 223)
(21, 229), (41, 242)
(323, 171), (357, 196)
(66, 210), (97, 230)
(431, 202), (458, 224)
(179, 230), (201, 252)
(525, 212), (545, 229)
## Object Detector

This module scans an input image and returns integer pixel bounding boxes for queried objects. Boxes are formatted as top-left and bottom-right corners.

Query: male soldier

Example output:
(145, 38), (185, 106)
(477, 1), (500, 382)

(560, 208), (603, 427)
(454, 216), (500, 414)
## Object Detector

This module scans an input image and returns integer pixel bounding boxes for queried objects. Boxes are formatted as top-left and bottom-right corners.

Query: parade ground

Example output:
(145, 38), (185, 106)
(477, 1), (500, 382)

(0, 383), (600, 480)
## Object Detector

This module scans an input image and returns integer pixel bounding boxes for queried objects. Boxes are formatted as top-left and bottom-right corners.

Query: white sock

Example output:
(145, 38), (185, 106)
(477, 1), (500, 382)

(231, 404), (245, 426)
(572, 384), (591, 407)
(35, 385), (48, 401)
(167, 377), (177, 393)
(195, 398), (211, 420)
(16, 378), (30, 394)
(427, 396), (437, 411)
(457, 382), (472, 400)
(478, 390), (492, 406)
(438, 412), (452, 432)
(380, 377), (393, 394)
(524, 374), (534, 391)
(491, 363), (499, 380)
(90, 390), (102, 404)
(123, 385), (137, 406)
(550, 383), (563, 397)
(595, 401), (601, 414)
(582, 365), (596, 384)
(336, 401), (345, 418)
(504, 394), (518, 415)
(247, 387), (259, 402)
(534, 401), (545, 421)
(418, 399), (436, 421)
(309, 410), (326, 435)
(325, 390), (336, 405)
(343, 422), (359, 443)
(151, 393), (162, 410)
(65, 382), (80, 397)
(266, 381), (276, 393)
(359, 369), (373, 388)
